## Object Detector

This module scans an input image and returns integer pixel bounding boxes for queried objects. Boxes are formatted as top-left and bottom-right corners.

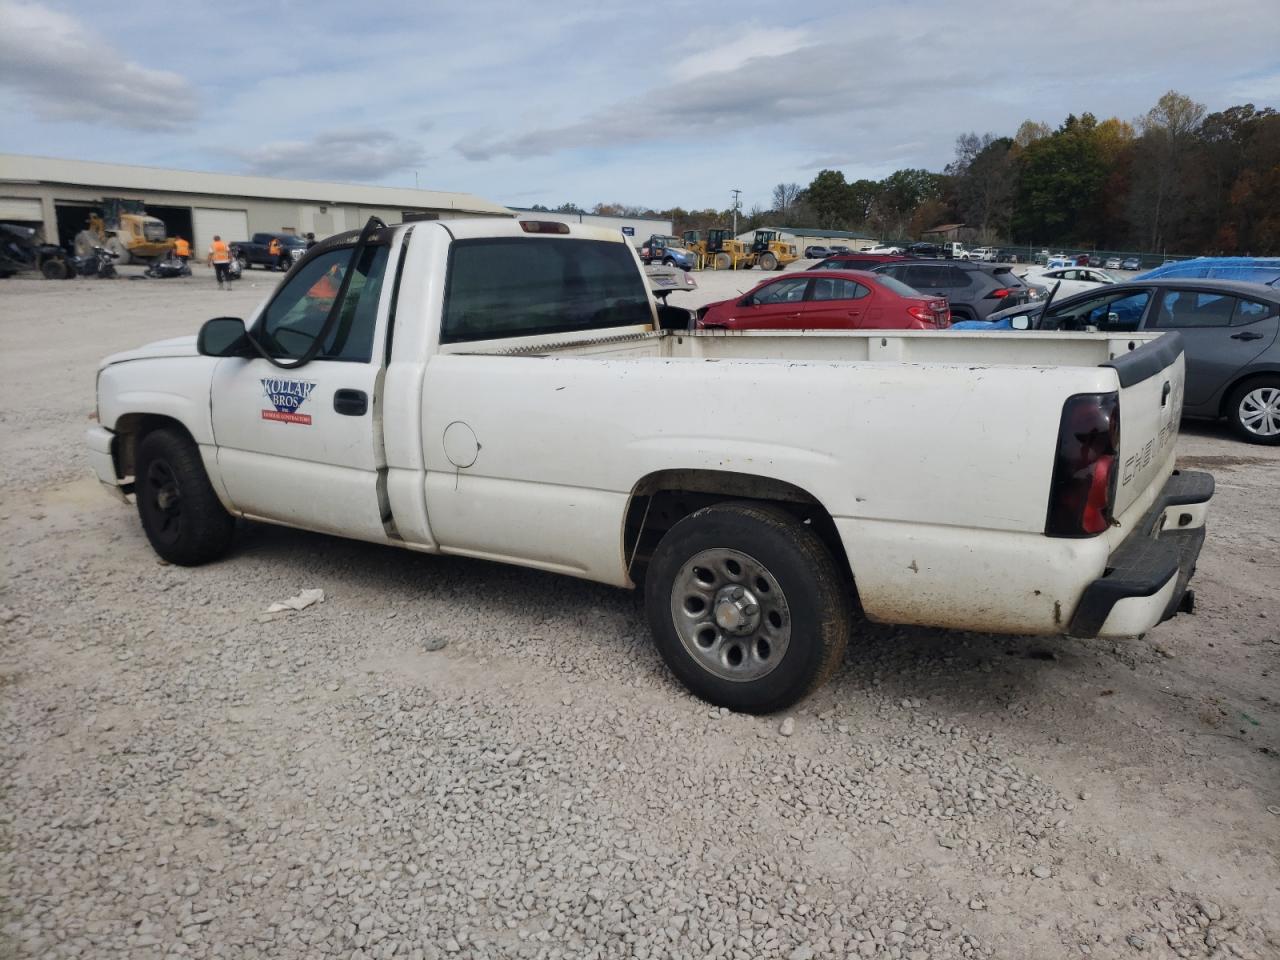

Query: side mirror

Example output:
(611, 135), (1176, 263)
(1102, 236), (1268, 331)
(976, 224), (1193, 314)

(197, 317), (250, 357)
(1010, 314), (1031, 331)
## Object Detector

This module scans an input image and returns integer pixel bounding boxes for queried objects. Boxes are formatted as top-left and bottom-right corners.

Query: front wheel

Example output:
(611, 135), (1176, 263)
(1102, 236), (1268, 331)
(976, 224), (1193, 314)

(41, 258), (68, 280)
(135, 428), (236, 564)
(758, 253), (778, 270)
(1227, 377), (1280, 444)
(237, 253), (250, 271)
(644, 502), (851, 713)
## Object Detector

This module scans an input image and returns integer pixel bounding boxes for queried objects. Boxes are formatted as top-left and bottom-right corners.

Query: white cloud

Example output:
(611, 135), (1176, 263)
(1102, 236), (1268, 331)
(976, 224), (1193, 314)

(669, 25), (810, 83)
(0, 0), (197, 131)
(234, 129), (426, 181)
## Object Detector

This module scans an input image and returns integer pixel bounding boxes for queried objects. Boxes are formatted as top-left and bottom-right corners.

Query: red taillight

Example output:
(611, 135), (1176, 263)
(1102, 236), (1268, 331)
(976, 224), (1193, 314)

(906, 304), (931, 323)
(519, 220), (570, 234)
(1045, 393), (1120, 537)
(986, 288), (1011, 299)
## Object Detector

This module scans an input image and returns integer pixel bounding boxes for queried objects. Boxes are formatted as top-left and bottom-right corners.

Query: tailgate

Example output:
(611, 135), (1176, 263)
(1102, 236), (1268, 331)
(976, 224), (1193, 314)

(1102, 333), (1185, 519)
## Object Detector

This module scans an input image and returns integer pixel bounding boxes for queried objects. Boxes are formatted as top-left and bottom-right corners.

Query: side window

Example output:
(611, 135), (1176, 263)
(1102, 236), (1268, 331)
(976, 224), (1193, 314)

(258, 244), (390, 361)
(810, 278), (867, 301)
(1155, 291), (1236, 328)
(945, 268), (972, 287)
(754, 277), (810, 304)
(1233, 298), (1272, 325)
(903, 266), (944, 288)
(1048, 289), (1152, 331)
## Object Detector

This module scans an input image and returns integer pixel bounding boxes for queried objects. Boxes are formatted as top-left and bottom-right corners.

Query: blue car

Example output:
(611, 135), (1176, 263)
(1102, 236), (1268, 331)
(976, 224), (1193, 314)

(640, 235), (697, 271)
(1135, 256), (1280, 286)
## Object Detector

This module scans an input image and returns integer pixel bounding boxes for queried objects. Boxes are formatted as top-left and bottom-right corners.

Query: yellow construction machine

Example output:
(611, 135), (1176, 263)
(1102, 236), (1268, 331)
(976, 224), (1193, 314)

(702, 228), (753, 270)
(747, 230), (798, 271)
(74, 198), (172, 264)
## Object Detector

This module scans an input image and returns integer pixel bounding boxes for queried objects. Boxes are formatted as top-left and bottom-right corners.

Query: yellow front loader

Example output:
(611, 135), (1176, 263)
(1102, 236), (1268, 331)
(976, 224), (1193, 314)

(747, 230), (798, 271)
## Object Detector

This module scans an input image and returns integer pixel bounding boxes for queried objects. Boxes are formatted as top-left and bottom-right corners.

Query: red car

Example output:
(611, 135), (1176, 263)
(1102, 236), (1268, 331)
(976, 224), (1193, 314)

(697, 270), (950, 331)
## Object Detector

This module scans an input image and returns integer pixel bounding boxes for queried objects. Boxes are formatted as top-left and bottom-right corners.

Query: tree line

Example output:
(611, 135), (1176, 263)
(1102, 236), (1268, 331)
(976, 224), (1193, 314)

(536, 92), (1279, 255)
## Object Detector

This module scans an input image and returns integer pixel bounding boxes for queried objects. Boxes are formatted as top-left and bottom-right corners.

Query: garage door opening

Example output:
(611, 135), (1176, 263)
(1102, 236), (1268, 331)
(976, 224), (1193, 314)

(146, 205), (194, 246)
(54, 202), (97, 250)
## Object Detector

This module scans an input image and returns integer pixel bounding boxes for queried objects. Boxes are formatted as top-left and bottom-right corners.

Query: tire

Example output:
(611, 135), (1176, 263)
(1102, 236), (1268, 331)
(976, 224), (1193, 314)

(759, 253), (777, 271)
(99, 262), (117, 279)
(714, 252), (731, 271)
(135, 428), (236, 565)
(1226, 377), (1280, 445)
(644, 502), (851, 713)
(237, 253), (250, 271)
(41, 259), (67, 280)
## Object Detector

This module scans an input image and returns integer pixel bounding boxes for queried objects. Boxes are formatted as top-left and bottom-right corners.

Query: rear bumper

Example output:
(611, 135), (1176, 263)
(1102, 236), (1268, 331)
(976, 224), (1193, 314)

(1068, 469), (1214, 638)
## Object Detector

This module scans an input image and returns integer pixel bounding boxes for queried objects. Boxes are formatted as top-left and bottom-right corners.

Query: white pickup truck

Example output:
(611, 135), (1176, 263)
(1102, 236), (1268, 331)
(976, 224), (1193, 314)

(87, 217), (1213, 713)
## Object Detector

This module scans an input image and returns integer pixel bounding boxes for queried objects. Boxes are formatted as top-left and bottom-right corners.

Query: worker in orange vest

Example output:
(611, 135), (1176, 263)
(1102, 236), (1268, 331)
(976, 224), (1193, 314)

(268, 236), (283, 271)
(173, 236), (191, 261)
(207, 235), (233, 290)
(308, 262), (343, 300)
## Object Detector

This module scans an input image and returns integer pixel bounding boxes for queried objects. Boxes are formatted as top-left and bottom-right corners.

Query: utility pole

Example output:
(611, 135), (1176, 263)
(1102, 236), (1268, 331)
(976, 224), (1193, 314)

(731, 188), (742, 237)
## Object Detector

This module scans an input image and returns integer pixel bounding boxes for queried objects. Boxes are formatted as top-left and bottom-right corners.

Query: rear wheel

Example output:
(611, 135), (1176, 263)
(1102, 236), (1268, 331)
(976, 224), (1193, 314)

(759, 252), (778, 271)
(714, 252), (731, 271)
(135, 429), (236, 565)
(644, 502), (851, 713)
(1227, 377), (1280, 445)
(237, 253), (250, 271)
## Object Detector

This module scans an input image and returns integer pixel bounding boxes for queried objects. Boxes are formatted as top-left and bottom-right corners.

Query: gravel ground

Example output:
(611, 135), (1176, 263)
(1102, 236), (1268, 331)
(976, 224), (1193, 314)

(2, 264), (1278, 960)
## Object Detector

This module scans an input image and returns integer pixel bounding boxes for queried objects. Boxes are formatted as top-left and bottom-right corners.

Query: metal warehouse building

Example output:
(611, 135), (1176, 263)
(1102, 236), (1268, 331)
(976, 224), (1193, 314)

(734, 226), (879, 253)
(0, 153), (512, 253)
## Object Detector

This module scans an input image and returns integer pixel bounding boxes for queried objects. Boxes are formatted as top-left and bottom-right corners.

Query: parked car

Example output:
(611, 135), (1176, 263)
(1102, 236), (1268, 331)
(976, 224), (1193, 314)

(1022, 267), (1117, 299)
(828, 245), (853, 255)
(865, 244), (903, 255)
(908, 241), (941, 258)
(937, 241), (971, 260)
(1105, 256), (1123, 270)
(1046, 253), (1073, 269)
(873, 259), (1029, 321)
(1135, 256), (1280, 287)
(639, 235), (697, 271)
(998, 249), (1023, 264)
(804, 245), (832, 259)
(985, 278), (1280, 443)
(1087, 255), (1104, 267)
(231, 232), (307, 271)
(1121, 256), (1142, 271)
(697, 269), (950, 331)
(85, 216), (1210, 712)
(969, 247), (997, 262)
(809, 253), (910, 272)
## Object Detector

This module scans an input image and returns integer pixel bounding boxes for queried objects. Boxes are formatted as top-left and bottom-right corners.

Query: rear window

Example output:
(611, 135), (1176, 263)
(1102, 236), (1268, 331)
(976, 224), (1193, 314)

(875, 274), (923, 299)
(442, 238), (651, 343)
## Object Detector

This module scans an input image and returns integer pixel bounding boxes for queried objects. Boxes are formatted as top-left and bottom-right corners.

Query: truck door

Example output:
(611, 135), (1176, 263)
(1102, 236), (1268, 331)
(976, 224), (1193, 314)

(209, 234), (400, 540)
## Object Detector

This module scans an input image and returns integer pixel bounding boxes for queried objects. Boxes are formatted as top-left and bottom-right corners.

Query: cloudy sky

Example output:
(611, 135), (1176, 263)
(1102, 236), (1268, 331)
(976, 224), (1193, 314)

(1, 0), (1277, 211)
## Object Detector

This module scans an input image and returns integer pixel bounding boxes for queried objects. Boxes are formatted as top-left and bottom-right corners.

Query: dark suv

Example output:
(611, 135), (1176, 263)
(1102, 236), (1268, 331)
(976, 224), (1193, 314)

(810, 253), (909, 272)
(873, 259), (1029, 320)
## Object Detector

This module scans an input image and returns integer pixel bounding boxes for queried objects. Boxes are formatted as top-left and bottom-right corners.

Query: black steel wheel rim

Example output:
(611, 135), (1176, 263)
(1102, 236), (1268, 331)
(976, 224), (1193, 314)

(144, 458), (183, 544)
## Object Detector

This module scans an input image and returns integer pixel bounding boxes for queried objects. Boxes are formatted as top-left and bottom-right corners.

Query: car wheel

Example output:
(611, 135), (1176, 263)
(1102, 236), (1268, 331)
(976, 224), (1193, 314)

(1226, 377), (1280, 445)
(135, 428), (236, 565)
(644, 502), (851, 714)
(40, 259), (68, 280)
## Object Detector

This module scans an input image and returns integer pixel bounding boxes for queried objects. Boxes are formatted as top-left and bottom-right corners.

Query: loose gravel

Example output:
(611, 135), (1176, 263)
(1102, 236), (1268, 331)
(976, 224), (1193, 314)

(2, 268), (1278, 959)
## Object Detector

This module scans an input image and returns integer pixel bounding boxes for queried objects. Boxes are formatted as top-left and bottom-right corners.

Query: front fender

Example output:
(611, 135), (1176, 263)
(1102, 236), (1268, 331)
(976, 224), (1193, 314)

(99, 357), (219, 444)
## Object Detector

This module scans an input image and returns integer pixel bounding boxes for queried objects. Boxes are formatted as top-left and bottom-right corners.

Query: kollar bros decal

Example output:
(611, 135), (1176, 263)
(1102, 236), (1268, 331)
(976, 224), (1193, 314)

(261, 378), (317, 425)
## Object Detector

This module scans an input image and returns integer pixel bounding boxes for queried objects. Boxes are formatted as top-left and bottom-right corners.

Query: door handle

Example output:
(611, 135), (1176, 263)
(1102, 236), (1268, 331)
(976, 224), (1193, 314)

(333, 389), (368, 416)
(1231, 331), (1263, 341)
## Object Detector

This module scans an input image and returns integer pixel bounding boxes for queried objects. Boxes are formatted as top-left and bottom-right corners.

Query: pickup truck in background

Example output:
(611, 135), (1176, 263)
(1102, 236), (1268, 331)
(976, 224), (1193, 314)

(87, 217), (1213, 713)
(230, 232), (307, 271)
